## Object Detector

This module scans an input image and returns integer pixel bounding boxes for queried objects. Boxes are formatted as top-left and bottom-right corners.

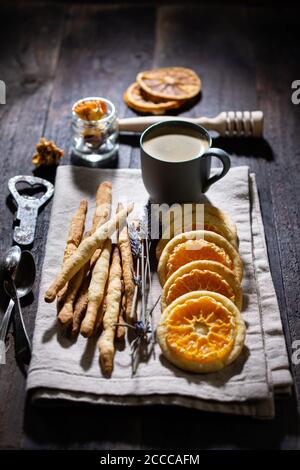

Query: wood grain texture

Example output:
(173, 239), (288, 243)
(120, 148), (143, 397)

(42, 4), (156, 169)
(0, 2), (299, 450)
(0, 2), (66, 449)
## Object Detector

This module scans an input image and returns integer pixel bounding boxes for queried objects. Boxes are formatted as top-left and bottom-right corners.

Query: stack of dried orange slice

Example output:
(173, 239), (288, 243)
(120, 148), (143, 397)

(124, 67), (201, 115)
(156, 205), (246, 373)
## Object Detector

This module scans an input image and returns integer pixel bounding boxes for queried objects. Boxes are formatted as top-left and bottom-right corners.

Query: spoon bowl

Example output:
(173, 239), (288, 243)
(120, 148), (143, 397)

(0, 247), (36, 367)
(1, 246), (21, 280)
(3, 250), (36, 298)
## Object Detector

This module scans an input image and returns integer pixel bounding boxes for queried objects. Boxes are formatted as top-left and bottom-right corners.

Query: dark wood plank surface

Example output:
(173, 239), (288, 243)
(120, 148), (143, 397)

(0, 2), (299, 450)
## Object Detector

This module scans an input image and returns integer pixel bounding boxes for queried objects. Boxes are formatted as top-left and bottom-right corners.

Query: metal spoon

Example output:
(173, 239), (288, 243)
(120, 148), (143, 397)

(0, 246), (21, 364)
(0, 247), (36, 366)
(3, 249), (36, 366)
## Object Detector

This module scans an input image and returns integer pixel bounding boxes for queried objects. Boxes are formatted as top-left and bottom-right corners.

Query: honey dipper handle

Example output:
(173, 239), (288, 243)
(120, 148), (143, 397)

(197, 112), (228, 134)
(198, 111), (264, 137)
(118, 111), (264, 137)
(118, 114), (228, 134)
(250, 111), (264, 137)
(118, 116), (197, 133)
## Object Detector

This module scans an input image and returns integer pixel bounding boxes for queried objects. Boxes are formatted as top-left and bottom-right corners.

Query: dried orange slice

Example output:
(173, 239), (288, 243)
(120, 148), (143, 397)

(156, 213), (238, 260)
(157, 291), (246, 373)
(161, 260), (242, 310)
(124, 82), (181, 115)
(137, 67), (201, 101)
(156, 204), (238, 260)
(157, 230), (243, 285)
(205, 205), (237, 239)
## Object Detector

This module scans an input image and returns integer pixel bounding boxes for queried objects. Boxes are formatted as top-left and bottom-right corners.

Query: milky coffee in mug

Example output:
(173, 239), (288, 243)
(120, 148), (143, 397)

(140, 120), (231, 203)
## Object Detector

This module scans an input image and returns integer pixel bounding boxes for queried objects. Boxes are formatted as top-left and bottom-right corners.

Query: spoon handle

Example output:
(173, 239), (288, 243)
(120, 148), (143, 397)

(0, 299), (14, 365)
(9, 280), (31, 366)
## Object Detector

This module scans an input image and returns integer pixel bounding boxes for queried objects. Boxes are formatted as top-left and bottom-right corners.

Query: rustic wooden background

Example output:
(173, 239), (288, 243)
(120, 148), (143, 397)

(0, 1), (300, 449)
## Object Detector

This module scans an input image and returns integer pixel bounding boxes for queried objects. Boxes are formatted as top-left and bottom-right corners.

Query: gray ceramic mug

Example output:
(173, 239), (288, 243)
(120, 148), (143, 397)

(140, 120), (231, 203)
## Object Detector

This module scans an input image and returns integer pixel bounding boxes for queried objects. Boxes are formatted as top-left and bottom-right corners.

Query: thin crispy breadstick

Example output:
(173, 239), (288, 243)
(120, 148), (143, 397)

(99, 245), (122, 376)
(57, 268), (85, 326)
(44, 203), (134, 303)
(58, 231), (90, 327)
(116, 308), (126, 341)
(117, 203), (135, 323)
(116, 281), (126, 340)
(65, 232), (91, 333)
(71, 182), (112, 333)
(57, 200), (88, 305)
(57, 285), (69, 312)
(90, 248), (103, 270)
(91, 181), (112, 233)
(63, 199), (88, 258)
(80, 239), (112, 337)
(95, 294), (107, 333)
(72, 267), (91, 336)
(90, 183), (112, 267)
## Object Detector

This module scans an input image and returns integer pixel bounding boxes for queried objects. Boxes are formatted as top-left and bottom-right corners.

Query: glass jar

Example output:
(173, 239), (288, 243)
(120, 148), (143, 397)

(71, 97), (118, 166)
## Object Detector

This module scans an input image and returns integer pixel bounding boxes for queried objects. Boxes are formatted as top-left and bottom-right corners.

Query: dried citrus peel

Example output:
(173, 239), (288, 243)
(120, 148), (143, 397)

(73, 99), (107, 121)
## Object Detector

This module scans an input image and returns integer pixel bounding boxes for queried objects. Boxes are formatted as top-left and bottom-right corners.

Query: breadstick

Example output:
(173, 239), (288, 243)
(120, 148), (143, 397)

(117, 203), (135, 323)
(95, 295), (107, 333)
(91, 181), (112, 233)
(90, 248), (103, 270)
(71, 182), (112, 333)
(58, 231), (91, 326)
(72, 267), (91, 336)
(57, 268), (85, 326)
(57, 200), (88, 305)
(116, 307), (126, 341)
(99, 245), (122, 376)
(90, 183), (112, 267)
(80, 239), (112, 337)
(116, 281), (126, 340)
(63, 199), (88, 258)
(57, 285), (68, 311)
(44, 203), (134, 303)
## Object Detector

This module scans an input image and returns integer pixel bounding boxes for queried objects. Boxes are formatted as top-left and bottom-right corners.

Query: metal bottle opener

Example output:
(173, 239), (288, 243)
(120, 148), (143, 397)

(8, 175), (54, 246)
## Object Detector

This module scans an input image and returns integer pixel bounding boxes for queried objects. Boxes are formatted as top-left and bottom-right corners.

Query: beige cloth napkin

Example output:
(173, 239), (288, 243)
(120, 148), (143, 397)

(27, 166), (292, 419)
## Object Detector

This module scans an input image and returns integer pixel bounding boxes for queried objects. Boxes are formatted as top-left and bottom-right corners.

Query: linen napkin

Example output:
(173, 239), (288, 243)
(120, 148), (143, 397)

(27, 166), (292, 419)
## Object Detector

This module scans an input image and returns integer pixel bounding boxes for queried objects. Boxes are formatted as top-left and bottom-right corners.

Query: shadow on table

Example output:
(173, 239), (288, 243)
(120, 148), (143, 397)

(119, 133), (141, 148)
(70, 151), (119, 169)
(212, 137), (274, 161)
(23, 395), (300, 449)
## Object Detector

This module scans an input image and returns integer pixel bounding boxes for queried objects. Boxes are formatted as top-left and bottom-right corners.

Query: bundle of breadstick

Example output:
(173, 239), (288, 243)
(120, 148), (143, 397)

(44, 181), (135, 376)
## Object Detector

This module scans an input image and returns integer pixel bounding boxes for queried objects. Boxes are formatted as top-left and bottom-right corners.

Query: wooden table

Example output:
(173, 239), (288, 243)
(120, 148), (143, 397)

(0, 2), (300, 450)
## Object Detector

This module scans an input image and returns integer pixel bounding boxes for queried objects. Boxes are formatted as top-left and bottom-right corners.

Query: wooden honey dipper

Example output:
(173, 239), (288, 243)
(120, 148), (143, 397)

(118, 111), (263, 137)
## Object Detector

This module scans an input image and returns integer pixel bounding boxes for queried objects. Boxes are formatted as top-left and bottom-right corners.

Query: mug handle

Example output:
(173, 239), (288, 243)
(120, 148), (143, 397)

(202, 148), (231, 192)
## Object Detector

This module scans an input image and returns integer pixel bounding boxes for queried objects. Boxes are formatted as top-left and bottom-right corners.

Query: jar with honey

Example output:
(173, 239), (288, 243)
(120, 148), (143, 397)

(71, 97), (118, 165)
